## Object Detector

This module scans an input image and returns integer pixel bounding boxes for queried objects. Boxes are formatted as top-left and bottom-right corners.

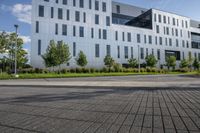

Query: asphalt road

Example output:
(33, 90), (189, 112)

(0, 85), (199, 133)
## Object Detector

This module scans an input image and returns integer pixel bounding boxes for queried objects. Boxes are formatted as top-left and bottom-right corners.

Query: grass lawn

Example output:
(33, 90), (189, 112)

(0, 71), (198, 80)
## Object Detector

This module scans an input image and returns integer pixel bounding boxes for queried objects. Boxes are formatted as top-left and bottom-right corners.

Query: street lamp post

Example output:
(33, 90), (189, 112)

(14, 25), (19, 77)
(138, 45), (140, 73)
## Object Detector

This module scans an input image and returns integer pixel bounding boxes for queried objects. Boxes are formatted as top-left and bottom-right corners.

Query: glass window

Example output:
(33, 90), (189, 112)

(137, 34), (141, 43)
(51, 7), (54, 18)
(73, 42), (76, 57)
(36, 21), (39, 33)
(148, 35), (152, 44)
(91, 28), (94, 38)
(80, 0), (84, 8)
(83, 12), (86, 23)
(89, 0), (92, 9)
(66, 10), (70, 20)
(159, 37), (162, 45)
(98, 29), (101, 39)
(124, 46), (128, 59)
(140, 48), (144, 59)
(122, 32), (125, 41)
(55, 23), (58, 35)
(116, 5), (120, 14)
(95, 14), (99, 24)
(73, 0), (76, 6)
(169, 38), (172, 46)
(63, 0), (67, 5)
(106, 16), (110, 26)
(95, 0), (99, 11)
(157, 49), (160, 60)
(73, 26), (76, 36)
(158, 14), (161, 23)
(95, 44), (100, 57)
(156, 25), (159, 33)
(103, 29), (107, 40)
(127, 32), (131, 42)
(39, 5), (44, 17)
(154, 14), (156, 22)
(62, 24), (67, 36)
(106, 45), (111, 56)
(117, 46), (120, 58)
(102, 2), (106, 12)
(75, 11), (80, 22)
(131, 47), (133, 58)
(58, 8), (63, 19)
(115, 31), (118, 41)
(38, 40), (41, 55)
(79, 26), (84, 37)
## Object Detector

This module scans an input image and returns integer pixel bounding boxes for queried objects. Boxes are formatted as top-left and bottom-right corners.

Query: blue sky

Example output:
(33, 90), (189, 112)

(0, 0), (200, 53)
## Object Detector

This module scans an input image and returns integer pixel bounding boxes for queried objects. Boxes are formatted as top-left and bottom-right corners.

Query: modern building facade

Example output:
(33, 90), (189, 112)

(31, 0), (200, 68)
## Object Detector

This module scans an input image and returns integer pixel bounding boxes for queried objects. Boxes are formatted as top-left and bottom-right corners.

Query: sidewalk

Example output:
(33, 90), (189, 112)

(0, 75), (199, 88)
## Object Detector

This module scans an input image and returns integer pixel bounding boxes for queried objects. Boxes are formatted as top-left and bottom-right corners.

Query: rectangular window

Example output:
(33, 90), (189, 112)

(137, 34), (141, 43)
(89, 0), (92, 9)
(39, 5), (44, 17)
(148, 35), (152, 44)
(73, 42), (76, 57)
(140, 48), (144, 59)
(185, 21), (188, 28)
(124, 46), (128, 59)
(127, 32), (131, 42)
(175, 29), (178, 36)
(63, 0), (67, 5)
(117, 46), (120, 58)
(144, 35), (147, 44)
(116, 5), (120, 14)
(73, 26), (76, 36)
(98, 29), (101, 39)
(91, 28), (94, 38)
(166, 27), (169, 35)
(165, 38), (168, 46)
(154, 14), (156, 22)
(58, 8), (63, 19)
(173, 18), (176, 25)
(55, 23), (58, 35)
(83, 12), (86, 23)
(158, 14), (161, 23)
(106, 45), (111, 56)
(95, 14), (99, 24)
(75, 11), (80, 22)
(169, 38), (172, 46)
(131, 47), (133, 58)
(106, 16), (110, 26)
(155, 36), (158, 45)
(156, 25), (159, 33)
(95, 44), (100, 57)
(102, 2), (107, 12)
(157, 49), (160, 60)
(38, 40), (41, 55)
(62, 24), (67, 36)
(163, 16), (166, 23)
(159, 37), (162, 45)
(51, 7), (54, 18)
(73, 0), (76, 6)
(115, 31), (118, 41)
(66, 10), (70, 20)
(95, 0), (99, 11)
(36, 21), (39, 33)
(80, 0), (84, 8)
(103, 29), (107, 40)
(79, 26), (84, 37)
(146, 48), (148, 57)
(122, 32), (125, 41)
(176, 39), (179, 47)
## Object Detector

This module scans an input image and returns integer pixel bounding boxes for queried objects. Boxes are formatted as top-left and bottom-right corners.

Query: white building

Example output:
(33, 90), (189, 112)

(31, 0), (200, 68)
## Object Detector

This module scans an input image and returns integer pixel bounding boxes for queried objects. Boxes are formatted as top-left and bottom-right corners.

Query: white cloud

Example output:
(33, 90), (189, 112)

(11, 4), (32, 24)
(20, 35), (31, 44)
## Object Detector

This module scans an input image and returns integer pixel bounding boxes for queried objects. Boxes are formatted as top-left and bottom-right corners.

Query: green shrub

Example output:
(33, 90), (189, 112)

(70, 68), (76, 73)
(113, 63), (122, 72)
(60, 69), (68, 74)
(90, 68), (95, 73)
(102, 67), (109, 73)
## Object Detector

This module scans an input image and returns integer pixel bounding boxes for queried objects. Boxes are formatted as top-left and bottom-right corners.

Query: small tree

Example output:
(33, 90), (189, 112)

(76, 51), (88, 67)
(145, 54), (158, 68)
(104, 55), (115, 71)
(180, 59), (189, 68)
(57, 41), (71, 71)
(42, 40), (58, 70)
(128, 58), (138, 68)
(193, 58), (200, 70)
(166, 56), (176, 70)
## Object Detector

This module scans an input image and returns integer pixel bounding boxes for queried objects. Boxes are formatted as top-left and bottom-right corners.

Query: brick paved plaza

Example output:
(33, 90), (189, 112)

(0, 85), (199, 133)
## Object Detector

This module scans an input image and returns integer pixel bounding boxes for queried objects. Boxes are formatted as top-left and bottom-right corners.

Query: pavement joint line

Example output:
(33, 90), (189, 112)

(0, 122), (44, 133)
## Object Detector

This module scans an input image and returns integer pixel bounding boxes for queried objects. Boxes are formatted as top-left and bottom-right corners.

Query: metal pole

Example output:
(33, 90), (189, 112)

(14, 25), (18, 77)
(138, 45), (140, 73)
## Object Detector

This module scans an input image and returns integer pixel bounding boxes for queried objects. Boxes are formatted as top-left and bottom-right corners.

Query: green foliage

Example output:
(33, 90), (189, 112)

(113, 63), (122, 72)
(76, 51), (88, 67)
(42, 40), (71, 69)
(0, 31), (9, 53)
(128, 58), (138, 68)
(166, 56), (176, 70)
(104, 55), (115, 70)
(57, 41), (71, 67)
(193, 58), (200, 70)
(145, 54), (158, 67)
(180, 59), (189, 68)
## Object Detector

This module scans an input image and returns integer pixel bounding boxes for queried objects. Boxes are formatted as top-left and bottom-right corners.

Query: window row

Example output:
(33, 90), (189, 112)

(156, 25), (190, 38)
(154, 13), (188, 28)
(38, 6), (111, 26)
(43, 0), (107, 12)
